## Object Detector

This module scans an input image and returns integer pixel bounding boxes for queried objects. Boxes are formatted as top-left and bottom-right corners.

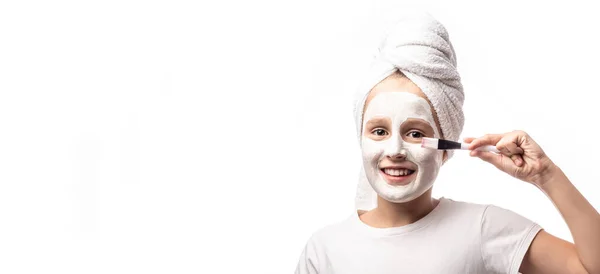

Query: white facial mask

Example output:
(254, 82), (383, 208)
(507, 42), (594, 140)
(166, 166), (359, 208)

(361, 92), (443, 203)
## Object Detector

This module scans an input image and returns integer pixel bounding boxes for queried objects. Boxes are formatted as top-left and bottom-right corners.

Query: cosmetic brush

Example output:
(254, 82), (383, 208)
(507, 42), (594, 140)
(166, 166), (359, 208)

(421, 137), (500, 153)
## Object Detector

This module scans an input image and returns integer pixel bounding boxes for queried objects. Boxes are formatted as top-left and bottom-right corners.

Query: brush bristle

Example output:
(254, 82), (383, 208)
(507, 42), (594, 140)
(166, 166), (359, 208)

(421, 137), (439, 149)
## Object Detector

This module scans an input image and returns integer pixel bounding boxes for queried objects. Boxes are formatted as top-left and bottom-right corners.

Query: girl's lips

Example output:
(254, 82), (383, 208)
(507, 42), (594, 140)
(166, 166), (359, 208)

(379, 169), (417, 186)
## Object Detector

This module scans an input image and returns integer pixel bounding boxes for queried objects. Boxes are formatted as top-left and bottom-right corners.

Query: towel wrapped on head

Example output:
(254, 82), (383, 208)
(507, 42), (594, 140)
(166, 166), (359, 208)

(353, 12), (465, 211)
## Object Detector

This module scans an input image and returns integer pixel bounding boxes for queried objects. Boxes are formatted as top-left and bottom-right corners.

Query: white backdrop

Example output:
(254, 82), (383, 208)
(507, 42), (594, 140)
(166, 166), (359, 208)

(1, 0), (599, 273)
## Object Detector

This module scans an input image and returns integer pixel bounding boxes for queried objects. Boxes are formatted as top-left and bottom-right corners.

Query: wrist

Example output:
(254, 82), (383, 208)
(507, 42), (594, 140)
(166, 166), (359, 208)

(535, 163), (566, 191)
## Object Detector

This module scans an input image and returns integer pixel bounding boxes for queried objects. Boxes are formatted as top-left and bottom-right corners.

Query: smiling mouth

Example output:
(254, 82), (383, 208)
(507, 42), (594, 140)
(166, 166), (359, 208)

(381, 168), (415, 176)
(379, 168), (416, 185)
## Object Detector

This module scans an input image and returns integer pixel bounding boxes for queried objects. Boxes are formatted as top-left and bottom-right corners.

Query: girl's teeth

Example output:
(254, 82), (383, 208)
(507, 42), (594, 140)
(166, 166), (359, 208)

(384, 168), (413, 176)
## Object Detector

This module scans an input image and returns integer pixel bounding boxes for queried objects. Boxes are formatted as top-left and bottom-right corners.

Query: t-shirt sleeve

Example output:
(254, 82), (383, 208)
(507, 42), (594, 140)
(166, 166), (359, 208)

(295, 235), (321, 274)
(480, 205), (542, 274)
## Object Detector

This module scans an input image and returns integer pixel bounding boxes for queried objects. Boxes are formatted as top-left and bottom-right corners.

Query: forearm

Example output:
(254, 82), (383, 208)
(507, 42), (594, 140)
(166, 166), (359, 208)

(539, 167), (600, 273)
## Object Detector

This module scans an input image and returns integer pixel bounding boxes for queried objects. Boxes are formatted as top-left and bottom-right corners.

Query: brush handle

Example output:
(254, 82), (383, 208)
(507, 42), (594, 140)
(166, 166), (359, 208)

(473, 145), (500, 153)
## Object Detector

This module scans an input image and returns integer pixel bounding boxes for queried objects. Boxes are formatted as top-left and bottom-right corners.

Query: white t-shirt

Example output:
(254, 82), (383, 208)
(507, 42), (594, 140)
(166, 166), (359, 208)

(295, 198), (542, 274)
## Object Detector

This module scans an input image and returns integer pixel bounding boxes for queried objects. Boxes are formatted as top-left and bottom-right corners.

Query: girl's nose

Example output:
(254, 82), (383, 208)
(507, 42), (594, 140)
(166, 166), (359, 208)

(385, 136), (407, 159)
(388, 149), (408, 160)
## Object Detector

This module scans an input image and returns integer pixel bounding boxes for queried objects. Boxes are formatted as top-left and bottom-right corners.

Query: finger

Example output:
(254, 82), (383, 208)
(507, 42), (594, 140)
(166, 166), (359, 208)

(497, 145), (512, 156)
(469, 134), (503, 150)
(497, 137), (525, 156)
(510, 154), (524, 167)
(463, 137), (476, 144)
(510, 130), (530, 152)
(505, 142), (524, 155)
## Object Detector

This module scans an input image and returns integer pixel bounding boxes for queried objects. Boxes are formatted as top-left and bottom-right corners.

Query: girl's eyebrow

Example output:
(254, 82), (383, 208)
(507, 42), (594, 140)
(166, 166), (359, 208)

(365, 117), (389, 127)
(403, 118), (434, 131)
(408, 119), (428, 126)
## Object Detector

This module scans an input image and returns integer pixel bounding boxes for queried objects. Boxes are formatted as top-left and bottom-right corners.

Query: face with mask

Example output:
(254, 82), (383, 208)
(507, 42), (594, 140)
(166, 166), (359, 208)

(361, 75), (445, 203)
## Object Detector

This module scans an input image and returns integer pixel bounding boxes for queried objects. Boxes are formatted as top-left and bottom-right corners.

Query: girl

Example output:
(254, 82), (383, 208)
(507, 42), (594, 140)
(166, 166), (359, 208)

(295, 13), (600, 274)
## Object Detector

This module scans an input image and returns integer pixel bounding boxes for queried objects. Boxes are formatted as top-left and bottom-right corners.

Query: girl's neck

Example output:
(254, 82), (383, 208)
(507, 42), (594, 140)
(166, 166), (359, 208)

(359, 189), (439, 228)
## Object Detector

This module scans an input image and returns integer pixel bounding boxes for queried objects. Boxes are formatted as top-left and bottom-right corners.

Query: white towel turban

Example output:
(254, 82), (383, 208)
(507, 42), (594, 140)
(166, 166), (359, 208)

(353, 12), (465, 211)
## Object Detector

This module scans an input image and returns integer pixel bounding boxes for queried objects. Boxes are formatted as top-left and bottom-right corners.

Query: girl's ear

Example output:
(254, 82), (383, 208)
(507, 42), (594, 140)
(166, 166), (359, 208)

(442, 151), (448, 165)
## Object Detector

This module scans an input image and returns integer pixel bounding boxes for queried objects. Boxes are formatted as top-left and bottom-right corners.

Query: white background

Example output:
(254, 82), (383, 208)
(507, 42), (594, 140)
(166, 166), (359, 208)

(1, 0), (599, 273)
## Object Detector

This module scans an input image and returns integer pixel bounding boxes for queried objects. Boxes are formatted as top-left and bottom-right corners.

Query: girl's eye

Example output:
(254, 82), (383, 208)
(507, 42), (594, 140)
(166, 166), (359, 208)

(372, 129), (388, 136)
(407, 131), (424, 139)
